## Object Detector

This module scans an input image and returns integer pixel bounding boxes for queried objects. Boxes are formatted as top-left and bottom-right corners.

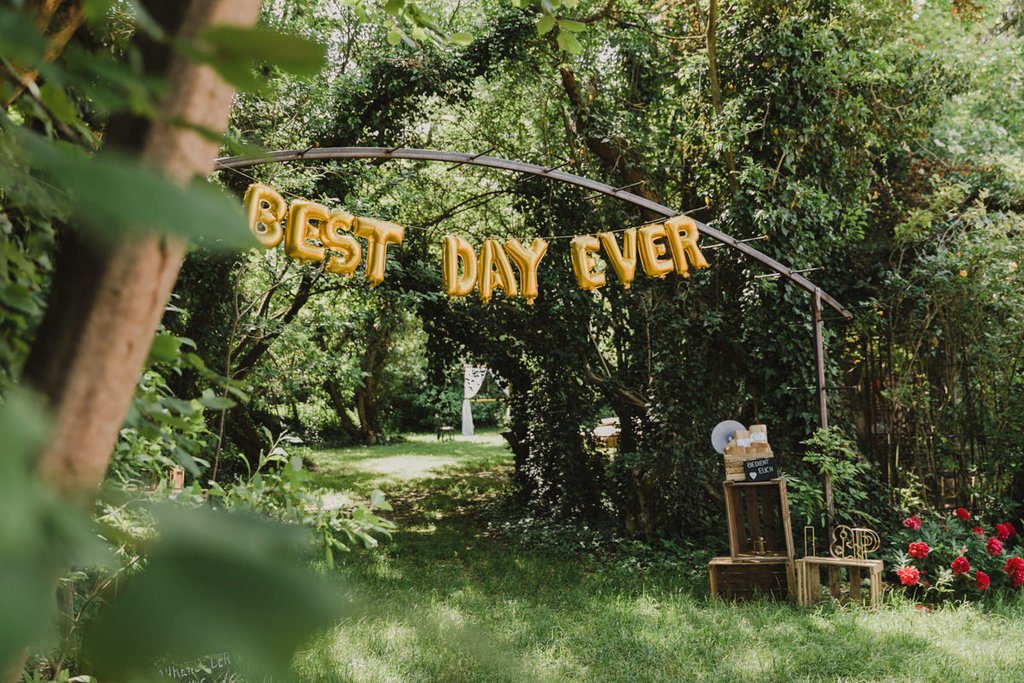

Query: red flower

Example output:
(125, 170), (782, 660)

(951, 556), (970, 575)
(972, 527), (986, 536)
(954, 507), (970, 521)
(976, 571), (990, 590)
(995, 523), (1015, 540)
(908, 541), (930, 560)
(1005, 557), (1024, 589)
(903, 516), (922, 530)
(897, 566), (921, 587)
(987, 537), (1004, 556)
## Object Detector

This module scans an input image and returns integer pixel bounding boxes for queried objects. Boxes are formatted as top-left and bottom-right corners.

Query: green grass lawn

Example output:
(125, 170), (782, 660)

(297, 433), (1024, 682)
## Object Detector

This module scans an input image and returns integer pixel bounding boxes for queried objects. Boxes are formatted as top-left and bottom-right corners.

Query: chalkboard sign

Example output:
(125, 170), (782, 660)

(744, 457), (777, 481)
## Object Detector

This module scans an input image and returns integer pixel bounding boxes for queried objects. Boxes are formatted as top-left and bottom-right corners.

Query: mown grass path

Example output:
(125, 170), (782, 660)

(297, 433), (1024, 682)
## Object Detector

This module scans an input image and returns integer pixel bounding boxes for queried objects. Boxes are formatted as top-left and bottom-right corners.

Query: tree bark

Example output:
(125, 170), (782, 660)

(21, 0), (262, 499)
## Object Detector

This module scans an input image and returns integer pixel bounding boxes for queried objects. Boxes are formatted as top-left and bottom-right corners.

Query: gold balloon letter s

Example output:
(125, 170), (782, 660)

(322, 209), (362, 276)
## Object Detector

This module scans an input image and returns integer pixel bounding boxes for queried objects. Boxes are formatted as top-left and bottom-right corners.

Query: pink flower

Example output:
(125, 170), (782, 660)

(954, 507), (970, 521)
(987, 537), (1004, 556)
(908, 541), (930, 560)
(951, 556), (970, 575)
(995, 523), (1015, 540)
(903, 516), (922, 530)
(897, 566), (920, 587)
(976, 571), (990, 590)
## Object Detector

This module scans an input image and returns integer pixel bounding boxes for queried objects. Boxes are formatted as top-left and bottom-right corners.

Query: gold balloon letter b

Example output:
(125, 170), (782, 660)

(244, 183), (287, 248)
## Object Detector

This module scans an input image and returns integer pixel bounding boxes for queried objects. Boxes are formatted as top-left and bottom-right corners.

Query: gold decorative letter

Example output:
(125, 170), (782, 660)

(663, 215), (709, 276)
(355, 216), (404, 287)
(244, 183), (287, 248)
(478, 239), (518, 304)
(503, 238), (549, 304)
(284, 199), (328, 263)
(638, 224), (673, 278)
(442, 234), (478, 297)
(598, 229), (637, 289)
(322, 209), (362, 276)
(570, 235), (605, 291)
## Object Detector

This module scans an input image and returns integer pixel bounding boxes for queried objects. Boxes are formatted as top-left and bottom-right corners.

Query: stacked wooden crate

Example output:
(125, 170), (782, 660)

(707, 478), (796, 600)
(722, 424), (773, 481)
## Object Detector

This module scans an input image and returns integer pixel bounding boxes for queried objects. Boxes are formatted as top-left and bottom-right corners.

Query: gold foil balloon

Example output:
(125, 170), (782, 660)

(284, 199), (328, 263)
(504, 237), (548, 304)
(354, 216), (404, 287)
(322, 209), (362, 276)
(244, 183), (287, 248)
(478, 238), (518, 304)
(598, 229), (637, 289)
(663, 215), (709, 276)
(570, 235), (605, 291)
(638, 224), (674, 278)
(442, 234), (477, 297)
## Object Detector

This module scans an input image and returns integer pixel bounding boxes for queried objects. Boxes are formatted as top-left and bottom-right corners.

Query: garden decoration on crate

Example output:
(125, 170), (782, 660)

(713, 421), (777, 482)
(708, 421), (796, 600)
(796, 524), (884, 607)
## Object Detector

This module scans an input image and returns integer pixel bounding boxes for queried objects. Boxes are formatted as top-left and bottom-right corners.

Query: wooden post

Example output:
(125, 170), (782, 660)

(812, 288), (835, 533)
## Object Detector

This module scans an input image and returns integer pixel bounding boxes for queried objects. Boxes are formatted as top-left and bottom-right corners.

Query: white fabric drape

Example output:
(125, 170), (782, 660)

(462, 366), (488, 436)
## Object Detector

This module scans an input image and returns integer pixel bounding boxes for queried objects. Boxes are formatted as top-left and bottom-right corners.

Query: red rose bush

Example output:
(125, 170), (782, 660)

(890, 507), (1021, 600)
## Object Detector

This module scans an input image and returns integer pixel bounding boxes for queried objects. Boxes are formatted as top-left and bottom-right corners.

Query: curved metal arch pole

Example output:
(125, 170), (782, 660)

(215, 146), (852, 319)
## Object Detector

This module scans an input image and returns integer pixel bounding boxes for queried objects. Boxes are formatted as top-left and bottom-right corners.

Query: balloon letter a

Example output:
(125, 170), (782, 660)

(478, 239), (518, 304)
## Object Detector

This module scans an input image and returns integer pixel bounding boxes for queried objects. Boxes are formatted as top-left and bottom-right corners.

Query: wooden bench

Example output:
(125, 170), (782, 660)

(436, 426), (456, 441)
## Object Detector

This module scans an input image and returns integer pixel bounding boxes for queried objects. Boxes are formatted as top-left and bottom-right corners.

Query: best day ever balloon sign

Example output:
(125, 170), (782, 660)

(244, 182), (710, 302)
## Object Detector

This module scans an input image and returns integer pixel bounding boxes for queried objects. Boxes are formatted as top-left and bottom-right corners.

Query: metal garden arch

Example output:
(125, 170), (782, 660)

(215, 146), (851, 517)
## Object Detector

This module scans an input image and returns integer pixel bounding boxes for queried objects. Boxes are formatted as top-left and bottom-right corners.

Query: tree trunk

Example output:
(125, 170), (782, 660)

(21, 0), (261, 493)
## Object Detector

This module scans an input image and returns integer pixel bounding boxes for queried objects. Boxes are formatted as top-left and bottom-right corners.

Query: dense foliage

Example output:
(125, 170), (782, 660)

(2, 0), (1024, 677)
(195, 0), (1024, 537)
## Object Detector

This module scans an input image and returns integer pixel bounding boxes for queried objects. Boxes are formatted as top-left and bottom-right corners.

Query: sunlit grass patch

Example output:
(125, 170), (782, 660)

(296, 433), (1024, 682)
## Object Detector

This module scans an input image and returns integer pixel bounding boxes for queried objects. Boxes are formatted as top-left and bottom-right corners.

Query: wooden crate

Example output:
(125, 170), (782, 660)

(708, 556), (795, 600)
(795, 556), (884, 608)
(724, 479), (795, 560)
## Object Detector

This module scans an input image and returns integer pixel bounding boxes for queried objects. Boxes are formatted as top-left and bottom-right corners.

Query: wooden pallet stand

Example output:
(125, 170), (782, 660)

(724, 479), (795, 559)
(709, 479), (796, 600)
(795, 556), (884, 608)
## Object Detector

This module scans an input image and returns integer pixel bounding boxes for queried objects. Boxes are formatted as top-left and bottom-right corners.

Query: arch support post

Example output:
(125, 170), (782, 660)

(812, 288), (835, 533)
